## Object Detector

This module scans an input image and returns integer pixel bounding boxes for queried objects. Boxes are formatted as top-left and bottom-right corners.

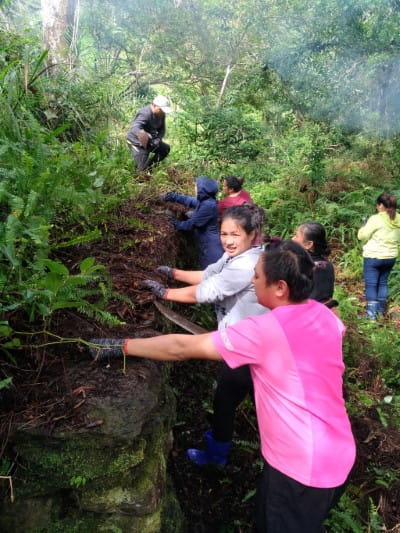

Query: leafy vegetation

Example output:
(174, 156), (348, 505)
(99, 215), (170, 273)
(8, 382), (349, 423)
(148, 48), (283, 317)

(0, 0), (399, 530)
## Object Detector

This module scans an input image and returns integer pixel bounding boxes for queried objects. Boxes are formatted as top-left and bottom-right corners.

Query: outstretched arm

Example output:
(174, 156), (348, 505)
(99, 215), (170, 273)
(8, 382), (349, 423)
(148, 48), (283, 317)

(173, 269), (203, 285)
(166, 284), (198, 303)
(125, 333), (221, 362)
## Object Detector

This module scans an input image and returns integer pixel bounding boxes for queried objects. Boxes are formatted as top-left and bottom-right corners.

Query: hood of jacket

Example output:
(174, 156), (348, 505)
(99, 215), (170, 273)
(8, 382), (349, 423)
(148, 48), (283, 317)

(379, 211), (400, 229)
(196, 176), (219, 201)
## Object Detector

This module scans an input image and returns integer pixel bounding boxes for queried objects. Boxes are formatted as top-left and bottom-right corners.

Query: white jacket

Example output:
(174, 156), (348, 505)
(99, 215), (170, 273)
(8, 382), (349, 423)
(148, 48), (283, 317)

(196, 248), (268, 329)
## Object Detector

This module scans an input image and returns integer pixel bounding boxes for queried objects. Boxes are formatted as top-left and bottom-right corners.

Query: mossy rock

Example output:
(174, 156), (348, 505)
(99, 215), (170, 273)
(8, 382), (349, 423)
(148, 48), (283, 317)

(0, 359), (181, 532)
(12, 436), (147, 496)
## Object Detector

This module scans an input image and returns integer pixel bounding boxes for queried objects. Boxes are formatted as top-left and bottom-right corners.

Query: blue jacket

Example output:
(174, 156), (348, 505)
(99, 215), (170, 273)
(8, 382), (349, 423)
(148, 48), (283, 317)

(168, 176), (224, 269)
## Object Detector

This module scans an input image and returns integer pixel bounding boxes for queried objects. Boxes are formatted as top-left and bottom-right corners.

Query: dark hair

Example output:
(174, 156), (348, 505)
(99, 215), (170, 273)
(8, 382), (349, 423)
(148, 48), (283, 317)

(376, 193), (397, 220)
(221, 203), (265, 236)
(264, 235), (283, 247)
(299, 222), (331, 257)
(262, 240), (314, 302)
(224, 175), (244, 192)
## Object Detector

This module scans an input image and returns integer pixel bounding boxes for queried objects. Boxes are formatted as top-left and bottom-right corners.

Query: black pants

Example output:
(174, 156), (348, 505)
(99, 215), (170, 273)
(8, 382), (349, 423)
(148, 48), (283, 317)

(254, 462), (347, 533)
(211, 362), (253, 442)
(128, 141), (170, 172)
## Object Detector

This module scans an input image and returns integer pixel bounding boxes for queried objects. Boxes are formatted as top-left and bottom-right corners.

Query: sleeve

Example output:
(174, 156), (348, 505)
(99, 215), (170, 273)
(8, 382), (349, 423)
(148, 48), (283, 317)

(211, 315), (268, 369)
(357, 215), (379, 241)
(167, 192), (198, 208)
(218, 198), (227, 215)
(129, 109), (150, 140)
(173, 201), (214, 231)
(196, 257), (255, 303)
(202, 254), (227, 281)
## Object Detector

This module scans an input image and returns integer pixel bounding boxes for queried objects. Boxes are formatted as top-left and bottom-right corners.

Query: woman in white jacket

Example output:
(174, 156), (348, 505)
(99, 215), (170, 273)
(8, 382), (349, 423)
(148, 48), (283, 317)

(358, 192), (400, 318)
(142, 203), (268, 465)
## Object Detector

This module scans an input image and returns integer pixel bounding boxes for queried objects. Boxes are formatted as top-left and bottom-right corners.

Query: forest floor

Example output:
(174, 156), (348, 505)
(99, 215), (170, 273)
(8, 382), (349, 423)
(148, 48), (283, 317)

(1, 179), (400, 532)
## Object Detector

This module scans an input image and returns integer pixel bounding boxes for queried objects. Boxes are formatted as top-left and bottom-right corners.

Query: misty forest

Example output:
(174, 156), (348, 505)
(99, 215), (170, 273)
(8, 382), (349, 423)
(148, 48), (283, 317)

(0, 0), (400, 531)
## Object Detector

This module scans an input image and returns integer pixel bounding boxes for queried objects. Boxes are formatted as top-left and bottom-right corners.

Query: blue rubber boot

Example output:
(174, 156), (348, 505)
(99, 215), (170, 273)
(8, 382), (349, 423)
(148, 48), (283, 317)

(186, 430), (231, 466)
(366, 300), (379, 320)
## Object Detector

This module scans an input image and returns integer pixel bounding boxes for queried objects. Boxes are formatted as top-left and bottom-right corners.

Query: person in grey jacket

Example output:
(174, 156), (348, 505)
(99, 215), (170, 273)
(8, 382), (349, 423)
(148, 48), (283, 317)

(127, 95), (171, 172)
(143, 203), (268, 466)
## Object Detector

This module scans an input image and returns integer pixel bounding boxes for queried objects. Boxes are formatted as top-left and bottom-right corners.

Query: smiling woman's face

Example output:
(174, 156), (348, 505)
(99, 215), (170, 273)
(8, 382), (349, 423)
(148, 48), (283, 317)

(220, 217), (255, 257)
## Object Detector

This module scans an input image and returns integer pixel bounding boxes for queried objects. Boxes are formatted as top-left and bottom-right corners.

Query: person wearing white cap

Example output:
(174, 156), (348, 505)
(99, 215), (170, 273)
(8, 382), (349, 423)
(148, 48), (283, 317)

(127, 95), (172, 172)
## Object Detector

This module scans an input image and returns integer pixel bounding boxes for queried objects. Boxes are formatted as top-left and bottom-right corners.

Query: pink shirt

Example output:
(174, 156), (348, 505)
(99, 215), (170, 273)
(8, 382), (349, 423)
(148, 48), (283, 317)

(218, 190), (253, 216)
(212, 299), (356, 488)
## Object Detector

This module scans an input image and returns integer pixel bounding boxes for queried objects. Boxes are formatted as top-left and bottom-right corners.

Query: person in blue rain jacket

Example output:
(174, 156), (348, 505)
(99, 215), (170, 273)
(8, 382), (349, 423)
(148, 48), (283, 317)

(162, 176), (224, 269)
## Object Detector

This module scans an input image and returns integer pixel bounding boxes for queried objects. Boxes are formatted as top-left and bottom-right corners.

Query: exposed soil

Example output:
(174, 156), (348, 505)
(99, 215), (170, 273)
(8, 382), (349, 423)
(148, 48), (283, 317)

(1, 183), (399, 532)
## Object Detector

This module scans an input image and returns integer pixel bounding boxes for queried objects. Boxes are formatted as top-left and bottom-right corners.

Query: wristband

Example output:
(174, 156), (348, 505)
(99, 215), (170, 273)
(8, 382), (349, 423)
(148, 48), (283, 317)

(123, 338), (130, 355)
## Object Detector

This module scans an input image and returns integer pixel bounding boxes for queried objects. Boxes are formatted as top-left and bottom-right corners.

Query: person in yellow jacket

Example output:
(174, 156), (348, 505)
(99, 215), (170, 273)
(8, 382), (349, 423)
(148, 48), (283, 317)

(358, 193), (400, 318)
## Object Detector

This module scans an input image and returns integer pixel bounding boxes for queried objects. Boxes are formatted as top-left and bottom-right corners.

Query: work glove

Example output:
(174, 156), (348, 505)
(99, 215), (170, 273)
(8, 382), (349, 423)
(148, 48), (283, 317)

(158, 191), (176, 202)
(142, 279), (168, 299)
(149, 136), (161, 149)
(156, 265), (175, 279)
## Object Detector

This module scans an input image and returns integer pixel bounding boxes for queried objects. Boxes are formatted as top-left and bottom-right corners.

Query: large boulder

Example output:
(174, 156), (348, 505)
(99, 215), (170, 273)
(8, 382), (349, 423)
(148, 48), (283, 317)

(0, 355), (183, 532)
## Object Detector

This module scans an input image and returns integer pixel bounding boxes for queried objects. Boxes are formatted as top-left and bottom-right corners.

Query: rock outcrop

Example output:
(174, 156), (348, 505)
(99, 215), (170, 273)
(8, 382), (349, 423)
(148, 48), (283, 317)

(0, 354), (183, 532)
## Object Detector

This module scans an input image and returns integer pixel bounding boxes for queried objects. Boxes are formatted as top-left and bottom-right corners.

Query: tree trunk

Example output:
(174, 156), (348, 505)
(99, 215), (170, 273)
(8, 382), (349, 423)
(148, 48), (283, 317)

(217, 63), (233, 106)
(41, 0), (77, 67)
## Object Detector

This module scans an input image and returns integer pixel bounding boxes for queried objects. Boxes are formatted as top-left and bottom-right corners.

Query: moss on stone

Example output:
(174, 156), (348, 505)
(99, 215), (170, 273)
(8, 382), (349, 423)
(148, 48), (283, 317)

(0, 371), (182, 532)
(12, 435), (146, 496)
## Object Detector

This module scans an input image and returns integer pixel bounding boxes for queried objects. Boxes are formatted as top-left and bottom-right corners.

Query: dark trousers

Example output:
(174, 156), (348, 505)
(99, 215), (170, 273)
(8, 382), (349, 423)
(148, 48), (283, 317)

(363, 257), (396, 311)
(211, 363), (253, 442)
(128, 141), (170, 172)
(254, 462), (347, 533)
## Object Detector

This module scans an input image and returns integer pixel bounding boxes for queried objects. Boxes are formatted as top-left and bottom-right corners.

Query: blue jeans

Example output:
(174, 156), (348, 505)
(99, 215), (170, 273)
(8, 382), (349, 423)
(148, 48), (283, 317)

(363, 257), (396, 310)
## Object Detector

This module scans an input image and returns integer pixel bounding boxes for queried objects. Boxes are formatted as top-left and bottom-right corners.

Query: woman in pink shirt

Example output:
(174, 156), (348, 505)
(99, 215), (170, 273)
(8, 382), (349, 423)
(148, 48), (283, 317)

(90, 241), (356, 533)
(218, 175), (253, 216)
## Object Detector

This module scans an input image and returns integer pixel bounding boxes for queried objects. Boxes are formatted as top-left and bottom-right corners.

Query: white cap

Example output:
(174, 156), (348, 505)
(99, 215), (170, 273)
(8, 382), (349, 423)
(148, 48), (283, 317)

(152, 95), (172, 113)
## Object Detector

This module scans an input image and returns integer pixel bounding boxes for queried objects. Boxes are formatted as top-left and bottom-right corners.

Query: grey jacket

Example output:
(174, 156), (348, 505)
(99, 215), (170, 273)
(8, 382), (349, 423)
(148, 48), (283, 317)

(196, 247), (268, 329)
(127, 104), (166, 146)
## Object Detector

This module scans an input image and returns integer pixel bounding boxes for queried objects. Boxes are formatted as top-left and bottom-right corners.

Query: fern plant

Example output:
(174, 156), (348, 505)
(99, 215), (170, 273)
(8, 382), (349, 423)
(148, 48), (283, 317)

(30, 257), (124, 326)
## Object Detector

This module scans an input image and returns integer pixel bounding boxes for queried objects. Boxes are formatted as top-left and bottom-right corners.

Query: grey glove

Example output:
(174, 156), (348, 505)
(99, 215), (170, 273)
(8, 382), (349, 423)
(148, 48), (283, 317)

(156, 265), (175, 279)
(142, 279), (167, 298)
(149, 136), (161, 149)
(158, 192), (176, 202)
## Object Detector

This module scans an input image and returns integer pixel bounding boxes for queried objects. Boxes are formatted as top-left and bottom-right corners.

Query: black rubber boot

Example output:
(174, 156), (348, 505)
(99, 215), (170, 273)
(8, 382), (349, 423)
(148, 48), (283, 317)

(89, 338), (125, 360)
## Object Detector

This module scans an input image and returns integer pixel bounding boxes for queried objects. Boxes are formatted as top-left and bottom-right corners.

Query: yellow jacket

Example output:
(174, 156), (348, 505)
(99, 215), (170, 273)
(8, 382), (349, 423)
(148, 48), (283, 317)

(358, 211), (400, 259)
